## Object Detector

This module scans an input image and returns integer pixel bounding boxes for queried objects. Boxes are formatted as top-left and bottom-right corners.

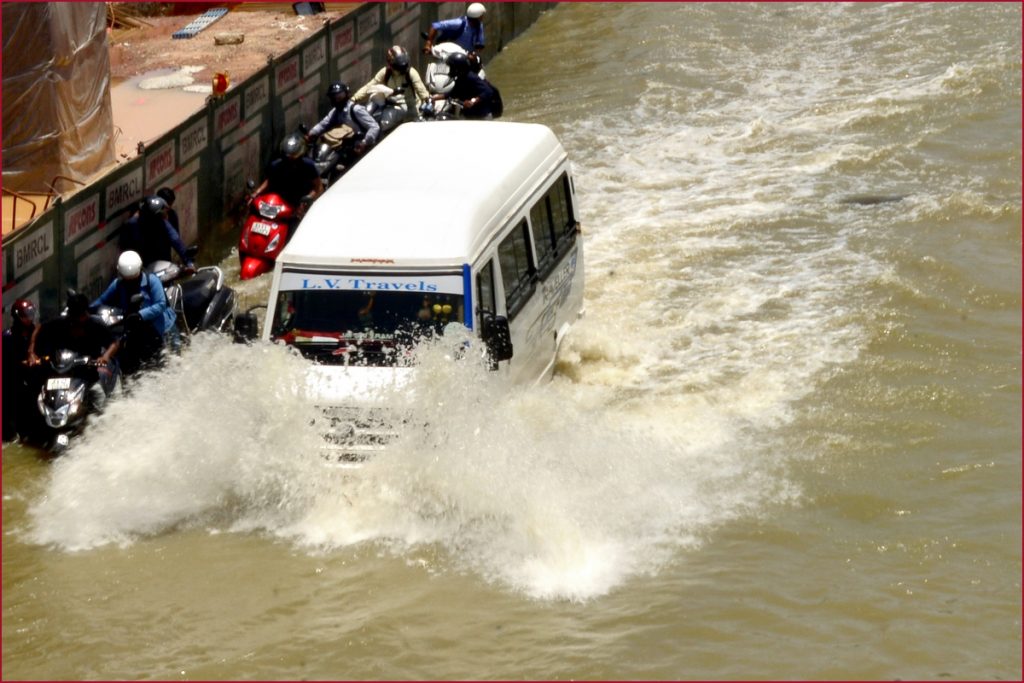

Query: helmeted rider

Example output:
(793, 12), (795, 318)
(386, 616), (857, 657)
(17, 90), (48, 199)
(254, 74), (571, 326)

(155, 186), (180, 233)
(352, 46), (431, 124)
(306, 81), (380, 159)
(3, 298), (39, 441)
(252, 133), (323, 215)
(438, 51), (498, 119)
(119, 195), (195, 271)
(27, 291), (119, 414)
(423, 3), (486, 56)
(92, 250), (178, 366)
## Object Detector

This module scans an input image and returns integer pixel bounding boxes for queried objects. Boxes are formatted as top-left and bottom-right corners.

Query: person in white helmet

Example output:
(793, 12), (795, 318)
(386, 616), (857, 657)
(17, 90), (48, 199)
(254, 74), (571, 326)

(92, 250), (178, 367)
(423, 3), (486, 56)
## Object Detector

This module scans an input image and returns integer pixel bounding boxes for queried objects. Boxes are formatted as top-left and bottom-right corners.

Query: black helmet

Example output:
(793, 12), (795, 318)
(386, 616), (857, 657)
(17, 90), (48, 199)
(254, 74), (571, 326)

(10, 298), (36, 327)
(156, 186), (176, 206)
(386, 45), (410, 72)
(141, 195), (169, 217)
(446, 51), (470, 78)
(280, 133), (307, 160)
(327, 81), (350, 105)
(66, 291), (90, 319)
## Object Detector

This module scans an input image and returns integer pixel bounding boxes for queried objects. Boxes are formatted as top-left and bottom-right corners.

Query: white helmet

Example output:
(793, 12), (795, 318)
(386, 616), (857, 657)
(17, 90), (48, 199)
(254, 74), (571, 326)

(467, 3), (485, 18)
(118, 250), (143, 279)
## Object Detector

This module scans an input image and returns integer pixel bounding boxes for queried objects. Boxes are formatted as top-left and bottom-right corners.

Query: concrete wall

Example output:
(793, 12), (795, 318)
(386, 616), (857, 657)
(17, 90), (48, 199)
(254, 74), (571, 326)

(1, 2), (556, 323)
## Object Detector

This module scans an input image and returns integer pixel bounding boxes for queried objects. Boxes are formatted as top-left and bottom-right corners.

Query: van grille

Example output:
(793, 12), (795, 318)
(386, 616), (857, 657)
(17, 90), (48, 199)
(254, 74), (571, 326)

(316, 406), (400, 464)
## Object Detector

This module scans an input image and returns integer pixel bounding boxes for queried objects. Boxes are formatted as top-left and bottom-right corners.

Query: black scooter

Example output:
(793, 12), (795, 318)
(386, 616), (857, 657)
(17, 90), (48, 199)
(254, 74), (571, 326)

(146, 246), (236, 339)
(22, 304), (123, 455)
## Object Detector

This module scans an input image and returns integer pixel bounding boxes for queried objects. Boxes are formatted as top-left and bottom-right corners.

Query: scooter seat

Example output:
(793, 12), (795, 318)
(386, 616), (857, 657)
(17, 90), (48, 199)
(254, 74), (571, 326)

(179, 271), (217, 325)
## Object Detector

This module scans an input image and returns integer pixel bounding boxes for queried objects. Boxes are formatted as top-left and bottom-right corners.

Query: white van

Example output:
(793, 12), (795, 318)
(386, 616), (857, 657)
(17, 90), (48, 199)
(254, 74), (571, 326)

(236, 121), (584, 458)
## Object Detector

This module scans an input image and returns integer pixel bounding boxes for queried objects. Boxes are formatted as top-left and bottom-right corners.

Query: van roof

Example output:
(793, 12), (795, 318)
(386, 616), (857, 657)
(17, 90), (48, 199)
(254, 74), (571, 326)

(279, 121), (568, 270)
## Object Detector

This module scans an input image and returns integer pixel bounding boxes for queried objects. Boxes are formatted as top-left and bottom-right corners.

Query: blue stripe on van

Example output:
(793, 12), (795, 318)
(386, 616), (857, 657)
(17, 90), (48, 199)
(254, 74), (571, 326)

(463, 263), (473, 329)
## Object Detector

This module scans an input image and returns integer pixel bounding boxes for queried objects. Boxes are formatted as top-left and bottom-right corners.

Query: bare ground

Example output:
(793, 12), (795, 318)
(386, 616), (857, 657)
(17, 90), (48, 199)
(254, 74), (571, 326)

(108, 5), (361, 85)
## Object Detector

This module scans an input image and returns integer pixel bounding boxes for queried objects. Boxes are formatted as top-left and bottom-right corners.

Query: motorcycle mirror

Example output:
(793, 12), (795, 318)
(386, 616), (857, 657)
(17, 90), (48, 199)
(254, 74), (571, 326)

(130, 293), (144, 305)
(246, 179), (257, 191)
(480, 313), (513, 368)
(185, 244), (200, 260)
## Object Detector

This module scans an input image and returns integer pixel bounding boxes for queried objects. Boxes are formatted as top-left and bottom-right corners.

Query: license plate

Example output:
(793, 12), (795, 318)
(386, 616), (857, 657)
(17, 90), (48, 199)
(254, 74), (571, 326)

(47, 377), (71, 390)
(250, 221), (274, 236)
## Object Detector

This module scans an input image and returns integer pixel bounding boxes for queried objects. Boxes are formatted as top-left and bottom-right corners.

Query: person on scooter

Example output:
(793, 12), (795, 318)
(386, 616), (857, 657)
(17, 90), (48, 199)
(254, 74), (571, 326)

(92, 250), (178, 365)
(3, 298), (38, 441)
(423, 3), (486, 56)
(436, 51), (498, 120)
(155, 186), (180, 233)
(352, 46), (431, 128)
(252, 133), (323, 218)
(306, 82), (380, 161)
(26, 292), (119, 414)
(119, 195), (195, 271)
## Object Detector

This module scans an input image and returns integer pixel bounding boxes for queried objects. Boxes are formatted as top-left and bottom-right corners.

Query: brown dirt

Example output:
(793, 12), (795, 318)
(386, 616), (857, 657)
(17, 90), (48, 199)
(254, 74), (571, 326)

(107, 5), (361, 85)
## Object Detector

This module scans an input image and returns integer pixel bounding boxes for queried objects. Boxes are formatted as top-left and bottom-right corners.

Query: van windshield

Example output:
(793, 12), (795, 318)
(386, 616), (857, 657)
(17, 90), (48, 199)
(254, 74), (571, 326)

(270, 271), (466, 366)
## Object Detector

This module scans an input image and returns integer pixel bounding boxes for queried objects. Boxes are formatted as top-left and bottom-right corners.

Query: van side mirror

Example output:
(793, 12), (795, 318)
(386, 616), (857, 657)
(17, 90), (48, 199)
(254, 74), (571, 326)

(233, 311), (259, 343)
(480, 313), (513, 368)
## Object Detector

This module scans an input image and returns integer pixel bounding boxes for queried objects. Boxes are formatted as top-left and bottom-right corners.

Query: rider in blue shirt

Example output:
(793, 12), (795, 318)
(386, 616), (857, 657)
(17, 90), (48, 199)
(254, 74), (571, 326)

(423, 3), (485, 55)
(93, 250), (177, 356)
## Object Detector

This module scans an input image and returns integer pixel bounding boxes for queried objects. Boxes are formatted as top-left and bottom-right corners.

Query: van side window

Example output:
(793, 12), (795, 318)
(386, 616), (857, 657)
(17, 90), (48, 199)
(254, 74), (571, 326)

(550, 173), (576, 255)
(530, 200), (555, 272)
(498, 219), (536, 318)
(529, 172), (577, 277)
(476, 260), (496, 315)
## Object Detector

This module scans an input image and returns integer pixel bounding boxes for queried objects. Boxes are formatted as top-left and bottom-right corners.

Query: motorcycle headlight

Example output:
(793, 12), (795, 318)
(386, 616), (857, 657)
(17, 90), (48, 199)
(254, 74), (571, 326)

(258, 201), (283, 220)
(93, 306), (123, 326)
(53, 350), (77, 373)
(38, 384), (85, 429)
(264, 233), (281, 254)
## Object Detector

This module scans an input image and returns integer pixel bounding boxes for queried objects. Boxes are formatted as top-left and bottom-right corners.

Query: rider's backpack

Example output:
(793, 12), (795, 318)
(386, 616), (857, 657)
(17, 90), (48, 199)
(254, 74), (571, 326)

(489, 84), (504, 118)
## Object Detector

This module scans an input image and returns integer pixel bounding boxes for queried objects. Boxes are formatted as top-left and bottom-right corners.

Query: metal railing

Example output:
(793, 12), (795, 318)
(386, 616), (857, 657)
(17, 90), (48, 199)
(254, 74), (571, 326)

(2, 175), (86, 236)
(2, 186), (41, 230)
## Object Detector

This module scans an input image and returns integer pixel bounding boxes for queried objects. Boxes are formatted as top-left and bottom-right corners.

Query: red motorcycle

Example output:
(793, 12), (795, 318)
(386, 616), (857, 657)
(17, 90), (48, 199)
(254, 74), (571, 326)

(238, 190), (296, 280)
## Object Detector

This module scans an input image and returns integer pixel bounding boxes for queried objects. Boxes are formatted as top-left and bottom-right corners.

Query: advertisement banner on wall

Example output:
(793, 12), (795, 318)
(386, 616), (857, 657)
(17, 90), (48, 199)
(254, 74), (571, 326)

(275, 53), (301, 98)
(244, 75), (271, 120)
(62, 194), (100, 247)
(145, 138), (176, 189)
(356, 4), (381, 41)
(176, 175), (200, 246)
(104, 166), (144, 218)
(179, 116), (209, 164)
(12, 220), (54, 280)
(331, 16), (355, 56)
(303, 35), (328, 78)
